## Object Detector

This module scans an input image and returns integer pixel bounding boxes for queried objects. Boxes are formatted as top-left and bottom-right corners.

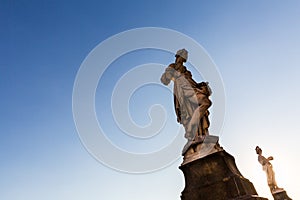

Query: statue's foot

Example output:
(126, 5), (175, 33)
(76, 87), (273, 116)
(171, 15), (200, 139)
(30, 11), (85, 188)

(182, 140), (194, 155)
(273, 186), (284, 192)
(184, 132), (193, 140)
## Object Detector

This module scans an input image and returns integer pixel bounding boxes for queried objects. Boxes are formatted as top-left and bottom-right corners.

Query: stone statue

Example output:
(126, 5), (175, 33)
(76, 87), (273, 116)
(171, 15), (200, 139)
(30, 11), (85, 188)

(255, 146), (282, 193)
(160, 49), (212, 144)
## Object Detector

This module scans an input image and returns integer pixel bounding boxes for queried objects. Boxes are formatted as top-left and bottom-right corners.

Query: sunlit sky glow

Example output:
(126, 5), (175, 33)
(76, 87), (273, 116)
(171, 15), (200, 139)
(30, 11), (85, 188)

(1, 1), (300, 199)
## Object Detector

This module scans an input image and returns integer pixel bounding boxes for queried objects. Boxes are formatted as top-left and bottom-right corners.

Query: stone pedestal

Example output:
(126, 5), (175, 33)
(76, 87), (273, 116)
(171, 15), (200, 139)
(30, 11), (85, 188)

(180, 136), (268, 200)
(272, 189), (292, 200)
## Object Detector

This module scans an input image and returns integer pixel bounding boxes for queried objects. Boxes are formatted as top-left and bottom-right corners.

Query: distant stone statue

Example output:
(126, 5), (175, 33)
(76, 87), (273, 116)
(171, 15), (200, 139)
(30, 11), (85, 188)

(255, 146), (282, 193)
(160, 49), (212, 143)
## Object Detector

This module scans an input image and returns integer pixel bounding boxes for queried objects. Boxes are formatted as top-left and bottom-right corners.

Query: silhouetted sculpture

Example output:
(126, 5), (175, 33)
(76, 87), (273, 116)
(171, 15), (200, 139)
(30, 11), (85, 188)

(161, 49), (212, 143)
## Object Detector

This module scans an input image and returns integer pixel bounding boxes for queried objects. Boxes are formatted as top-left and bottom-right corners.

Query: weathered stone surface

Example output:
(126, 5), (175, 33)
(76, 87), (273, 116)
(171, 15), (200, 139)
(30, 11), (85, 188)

(180, 150), (268, 200)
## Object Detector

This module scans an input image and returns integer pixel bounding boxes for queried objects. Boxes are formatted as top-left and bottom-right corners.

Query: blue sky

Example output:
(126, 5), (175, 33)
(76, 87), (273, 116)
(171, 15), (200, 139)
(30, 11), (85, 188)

(1, 0), (300, 199)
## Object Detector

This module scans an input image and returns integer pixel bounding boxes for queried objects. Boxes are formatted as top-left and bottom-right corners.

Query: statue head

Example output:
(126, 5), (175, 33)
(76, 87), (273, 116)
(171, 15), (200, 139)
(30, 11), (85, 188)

(175, 49), (188, 62)
(255, 146), (262, 155)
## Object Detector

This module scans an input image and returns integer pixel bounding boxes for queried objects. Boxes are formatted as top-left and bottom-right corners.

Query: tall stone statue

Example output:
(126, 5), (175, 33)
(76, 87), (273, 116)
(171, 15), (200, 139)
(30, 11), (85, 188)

(164, 50), (271, 200)
(255, 146), (280, 192)
(255, 146), (292, 199)
(160, 49), (212, 143)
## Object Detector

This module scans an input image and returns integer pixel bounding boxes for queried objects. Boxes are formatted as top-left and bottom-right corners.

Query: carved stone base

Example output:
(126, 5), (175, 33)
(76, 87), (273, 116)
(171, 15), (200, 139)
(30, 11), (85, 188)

(180, 150), (268, 200)
(182, 135), (223, 165)
(272, 189), (292, 200)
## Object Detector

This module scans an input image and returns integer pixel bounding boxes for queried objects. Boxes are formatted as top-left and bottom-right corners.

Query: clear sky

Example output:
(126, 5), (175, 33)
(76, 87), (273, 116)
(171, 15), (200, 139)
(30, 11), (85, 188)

(1, 0), (300, 199)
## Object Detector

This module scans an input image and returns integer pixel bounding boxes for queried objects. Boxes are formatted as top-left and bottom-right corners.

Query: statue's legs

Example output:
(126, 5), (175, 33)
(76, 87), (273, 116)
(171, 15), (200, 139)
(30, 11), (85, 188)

(186, 92), (211, 139)
(266, 165), (278, 192)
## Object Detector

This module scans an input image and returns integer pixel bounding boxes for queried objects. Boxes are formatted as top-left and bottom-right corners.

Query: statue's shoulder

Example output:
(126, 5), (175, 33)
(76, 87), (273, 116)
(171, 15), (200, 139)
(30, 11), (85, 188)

(165, 63), (176, 72)
(168, 63), (176, 68)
